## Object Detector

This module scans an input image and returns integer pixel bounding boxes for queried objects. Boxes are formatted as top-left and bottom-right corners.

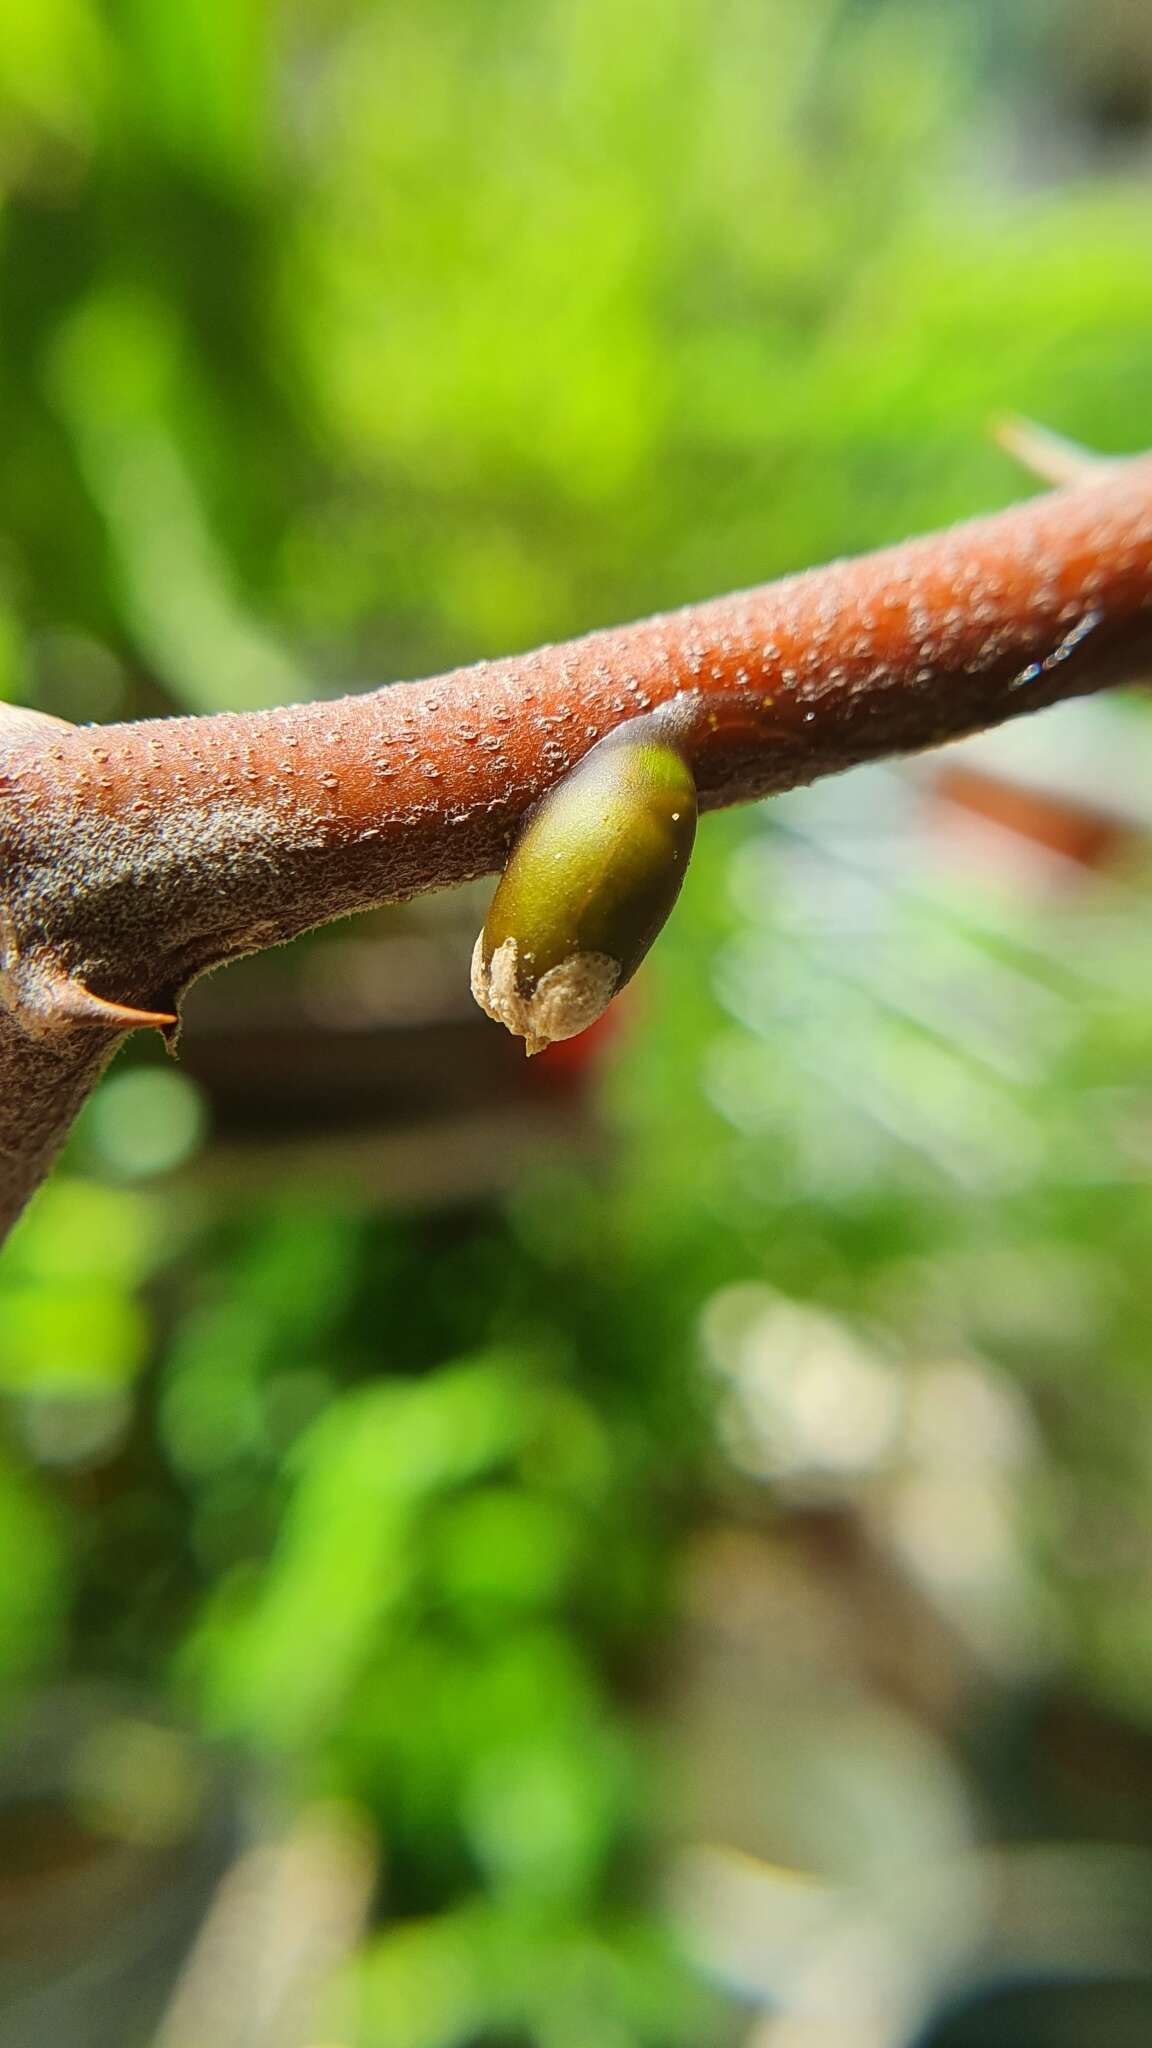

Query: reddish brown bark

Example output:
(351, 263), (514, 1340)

(2, 455), (1151, 1240)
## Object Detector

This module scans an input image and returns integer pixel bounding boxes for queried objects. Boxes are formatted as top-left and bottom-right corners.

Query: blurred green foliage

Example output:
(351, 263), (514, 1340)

(3, 0), (1152, 2041)
(3, 0), (1149, 723)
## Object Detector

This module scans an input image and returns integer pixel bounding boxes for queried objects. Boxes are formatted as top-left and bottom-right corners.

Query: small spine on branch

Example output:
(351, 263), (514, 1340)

(994, 416), (1107, 487)
(471, 702), (700, 1054)
(47, 978), (179, 1038)
(0, 910), (177, 1045)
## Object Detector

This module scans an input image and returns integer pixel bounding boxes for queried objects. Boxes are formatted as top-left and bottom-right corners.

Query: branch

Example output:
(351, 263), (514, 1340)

(3, 456), (1151, 1239)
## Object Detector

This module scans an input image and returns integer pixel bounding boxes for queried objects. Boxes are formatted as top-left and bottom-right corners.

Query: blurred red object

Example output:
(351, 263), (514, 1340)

(935, 763), (1138, 872)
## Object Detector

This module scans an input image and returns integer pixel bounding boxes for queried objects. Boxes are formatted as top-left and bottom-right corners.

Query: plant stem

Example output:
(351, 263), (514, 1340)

(2, 456), (1150, 1238)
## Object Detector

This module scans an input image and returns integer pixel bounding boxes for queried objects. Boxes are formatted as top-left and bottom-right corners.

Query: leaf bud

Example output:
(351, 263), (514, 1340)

(471, 716), (697, 1054)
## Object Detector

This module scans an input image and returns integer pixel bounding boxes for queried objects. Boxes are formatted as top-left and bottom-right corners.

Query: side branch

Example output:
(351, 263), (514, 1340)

(1, 455), (1151, 1238)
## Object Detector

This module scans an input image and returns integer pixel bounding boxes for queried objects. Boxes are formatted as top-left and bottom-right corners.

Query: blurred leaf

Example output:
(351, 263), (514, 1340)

(0, 1285), (148, 1393)
(48, 289), (304, 710)
(4, 1177), (161, 1289)
(192, 1356), (538, 1749)
(0, 1450), (66, 1686)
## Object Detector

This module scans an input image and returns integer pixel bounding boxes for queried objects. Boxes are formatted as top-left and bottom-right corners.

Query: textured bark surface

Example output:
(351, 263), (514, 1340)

(2, 455), (1151, 1240)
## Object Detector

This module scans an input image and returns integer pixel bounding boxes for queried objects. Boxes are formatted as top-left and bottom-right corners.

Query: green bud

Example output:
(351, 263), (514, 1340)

(471, 721), (697, 1054)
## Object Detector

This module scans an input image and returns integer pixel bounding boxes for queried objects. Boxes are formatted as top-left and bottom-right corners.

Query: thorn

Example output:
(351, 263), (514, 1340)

(50, 977), (178, 1035)
(993, 415), (1106, 487)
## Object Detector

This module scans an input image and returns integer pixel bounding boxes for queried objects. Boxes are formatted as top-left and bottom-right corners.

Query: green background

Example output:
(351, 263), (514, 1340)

(3, 1), (1152, 2041)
